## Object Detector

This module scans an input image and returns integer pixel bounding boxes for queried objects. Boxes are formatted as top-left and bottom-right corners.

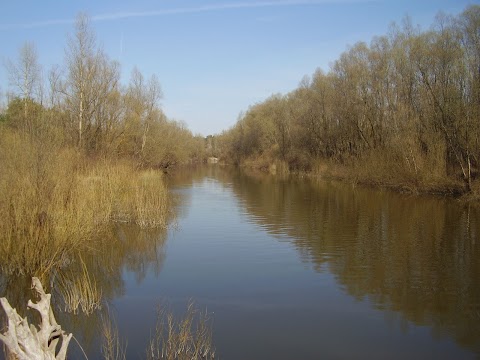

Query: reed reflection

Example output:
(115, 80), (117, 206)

(0, 190), (184, 356)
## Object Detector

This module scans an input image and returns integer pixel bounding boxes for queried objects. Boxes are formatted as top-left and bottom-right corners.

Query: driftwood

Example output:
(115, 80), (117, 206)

(0, 277), (72, 360)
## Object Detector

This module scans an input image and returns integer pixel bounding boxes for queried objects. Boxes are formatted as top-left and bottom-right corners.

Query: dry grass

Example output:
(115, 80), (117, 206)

(0, 129), (169, 277)
(135, 170), (169, 227)
(331, 137), (466, 195)
(55, 254), (103, 315)
(147, 301), (215, 360)
(311, 158), (349, 180)
(101, 310), (127, 360)
(84, 162), (169, 228)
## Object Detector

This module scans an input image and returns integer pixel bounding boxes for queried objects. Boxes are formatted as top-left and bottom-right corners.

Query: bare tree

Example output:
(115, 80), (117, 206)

(124, 67), (163, 159)
(0, 86), (5, 114)
(64, 13), (121, 151)
(456, 5), (480, 189)
(64, 13), (97, 148)
(47, 64), (64, 109)
(4, 42), (42, 131)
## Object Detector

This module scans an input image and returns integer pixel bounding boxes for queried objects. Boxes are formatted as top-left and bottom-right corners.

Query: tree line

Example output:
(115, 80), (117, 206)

(1, 14), (206, 168)
(217, 5), (480, 194)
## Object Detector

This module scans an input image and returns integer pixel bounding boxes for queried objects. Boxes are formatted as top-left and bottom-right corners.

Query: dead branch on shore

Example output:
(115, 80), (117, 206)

(0, 277), (72, 360)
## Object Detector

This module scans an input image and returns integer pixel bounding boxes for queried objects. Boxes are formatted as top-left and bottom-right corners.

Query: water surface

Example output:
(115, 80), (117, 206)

(116, 166), (480, 359)
(2, 166), (480, 359)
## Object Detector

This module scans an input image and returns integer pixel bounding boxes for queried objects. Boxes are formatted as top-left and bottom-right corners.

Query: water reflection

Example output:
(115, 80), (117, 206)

(0, 209), (180, 357)
(223, 168), (480, 355)
(1, 165), (479, 358)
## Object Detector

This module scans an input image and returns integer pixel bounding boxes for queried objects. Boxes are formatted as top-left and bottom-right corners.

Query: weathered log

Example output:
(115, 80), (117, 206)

(0, 277), (72, 360)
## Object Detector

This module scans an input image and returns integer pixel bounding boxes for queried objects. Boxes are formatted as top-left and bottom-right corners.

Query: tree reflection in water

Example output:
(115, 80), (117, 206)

(224, 167), (480, 355)
(1, 166), (479, 357)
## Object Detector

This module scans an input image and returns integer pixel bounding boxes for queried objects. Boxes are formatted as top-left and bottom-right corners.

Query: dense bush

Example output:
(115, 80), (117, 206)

(219, 5), (480, 194)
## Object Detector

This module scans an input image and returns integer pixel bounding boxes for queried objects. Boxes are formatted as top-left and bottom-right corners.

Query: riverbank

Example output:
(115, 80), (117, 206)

(237, 155), (476, 201)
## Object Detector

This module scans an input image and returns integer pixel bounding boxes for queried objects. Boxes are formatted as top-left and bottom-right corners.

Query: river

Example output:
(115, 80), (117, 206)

(1, 166), (479, 359)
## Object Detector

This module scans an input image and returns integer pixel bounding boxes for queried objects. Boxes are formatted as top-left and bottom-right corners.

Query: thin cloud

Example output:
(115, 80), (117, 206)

(1, 0), (375, 30)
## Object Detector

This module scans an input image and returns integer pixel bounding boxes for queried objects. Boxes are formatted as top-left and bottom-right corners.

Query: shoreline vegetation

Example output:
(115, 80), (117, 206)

(242, 157), (473, 199)
(213, 5), (480, 201)
(0, 128), (172, 275)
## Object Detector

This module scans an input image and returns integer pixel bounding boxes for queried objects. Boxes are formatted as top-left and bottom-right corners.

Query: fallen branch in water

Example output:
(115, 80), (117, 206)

(0, 277), (72, 360)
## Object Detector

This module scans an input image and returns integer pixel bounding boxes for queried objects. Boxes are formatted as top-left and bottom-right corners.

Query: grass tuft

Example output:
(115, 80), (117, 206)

(147, 301), (215, 360)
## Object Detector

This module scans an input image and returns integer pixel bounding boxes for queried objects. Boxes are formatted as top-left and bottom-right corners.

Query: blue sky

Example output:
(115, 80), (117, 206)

(0, 1), (475, 136)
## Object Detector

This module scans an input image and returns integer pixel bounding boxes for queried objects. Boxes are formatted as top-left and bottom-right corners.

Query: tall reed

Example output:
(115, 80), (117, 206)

(0, 129), (169, 277)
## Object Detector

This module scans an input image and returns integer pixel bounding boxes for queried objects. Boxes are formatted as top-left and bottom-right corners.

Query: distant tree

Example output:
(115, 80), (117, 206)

(4, 42), (42, 133)
(455, 5), (480, 188)
(121, 67), (163, 161)
(63, 13), (120, 151)
(64, 13), (95, 148)
(4, 97), (44, 131)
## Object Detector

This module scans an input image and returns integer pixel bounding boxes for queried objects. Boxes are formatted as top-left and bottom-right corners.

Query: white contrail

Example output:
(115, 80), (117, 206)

(92, 0), (372, 21)
(1, 0), (376, 29)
